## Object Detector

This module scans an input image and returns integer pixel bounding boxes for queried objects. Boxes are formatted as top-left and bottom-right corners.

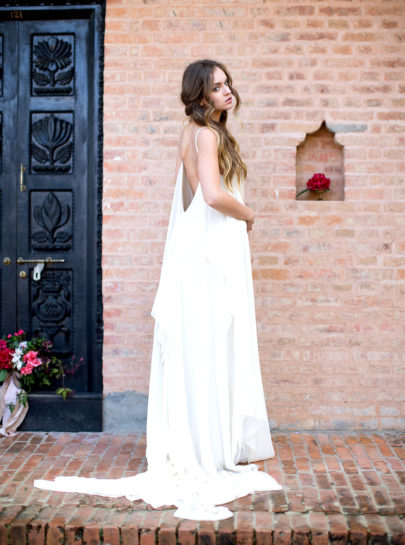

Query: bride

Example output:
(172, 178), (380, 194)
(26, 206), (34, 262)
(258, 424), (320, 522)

(34, 59), (281, 521)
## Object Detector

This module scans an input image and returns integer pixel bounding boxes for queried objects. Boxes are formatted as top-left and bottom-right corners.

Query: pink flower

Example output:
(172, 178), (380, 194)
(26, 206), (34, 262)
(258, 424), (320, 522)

(20, 363), (34, 375)
(17, 329), (25, 335)
(23, 350), (38, 364)
(0, 340), (7, 350)
(7, 334), (12, 339)
(23, 351), (42, 367)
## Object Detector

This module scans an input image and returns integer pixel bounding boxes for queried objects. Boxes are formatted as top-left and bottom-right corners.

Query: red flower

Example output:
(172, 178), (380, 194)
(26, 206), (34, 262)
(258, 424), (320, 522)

(307, 173), (331, 192)
(0, 348), (13, 370)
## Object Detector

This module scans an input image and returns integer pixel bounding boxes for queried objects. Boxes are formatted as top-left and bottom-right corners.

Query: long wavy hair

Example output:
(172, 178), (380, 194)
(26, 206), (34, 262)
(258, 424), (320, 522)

(181, 59), (247, 191)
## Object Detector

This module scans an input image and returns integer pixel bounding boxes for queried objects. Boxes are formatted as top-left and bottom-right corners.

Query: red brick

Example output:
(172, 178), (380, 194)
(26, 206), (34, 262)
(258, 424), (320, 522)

(9, 525), (26, 545)
(347, 517), (368, 545)
(121, 525), (140, 545)
(158, 512), (178, 545)
(140, 513), (161, 545)
(83, 527), (101, 545)
(102, 527), (120, 545)
(327, 515), (348, 545)
(235, 512), (254, 545)
(290, 514), (310, 545)
(384, 517), (405, 545)
(198, 521), (217, 545)
(65, 527), (84, 545)
(0, 506), (24, 524)
(273, 514), (291, 545)
(47, 525), (65, 545)
(309, 513), (328, 545)
(0, 525), (8, 545)
(255, 512), (272, 545)
(177, 519), (198, 545)
(363, 515), (388, 545)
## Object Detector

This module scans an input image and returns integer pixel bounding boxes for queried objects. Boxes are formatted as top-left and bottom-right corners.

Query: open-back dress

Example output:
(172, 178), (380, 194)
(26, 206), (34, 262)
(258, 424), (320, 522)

(34, 127), (281, 520)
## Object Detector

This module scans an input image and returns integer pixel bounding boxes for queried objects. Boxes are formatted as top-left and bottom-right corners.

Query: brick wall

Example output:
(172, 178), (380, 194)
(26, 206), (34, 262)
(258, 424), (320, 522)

(102, 0), (405, 430)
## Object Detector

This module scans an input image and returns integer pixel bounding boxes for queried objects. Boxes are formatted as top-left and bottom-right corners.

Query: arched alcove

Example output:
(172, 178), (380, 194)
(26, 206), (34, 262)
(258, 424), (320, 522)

(296, 121), (344, 201)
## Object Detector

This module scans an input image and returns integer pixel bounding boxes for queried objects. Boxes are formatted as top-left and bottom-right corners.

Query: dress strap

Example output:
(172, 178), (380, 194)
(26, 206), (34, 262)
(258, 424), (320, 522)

(194, 127), (204, 153)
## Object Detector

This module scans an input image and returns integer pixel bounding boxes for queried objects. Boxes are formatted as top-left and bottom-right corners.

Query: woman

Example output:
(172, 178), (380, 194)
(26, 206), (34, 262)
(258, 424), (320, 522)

(34, 59), (281, 521)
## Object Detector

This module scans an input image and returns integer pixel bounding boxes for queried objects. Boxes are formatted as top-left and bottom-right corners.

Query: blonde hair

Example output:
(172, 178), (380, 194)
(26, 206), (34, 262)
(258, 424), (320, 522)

(181, 59), (247, 191)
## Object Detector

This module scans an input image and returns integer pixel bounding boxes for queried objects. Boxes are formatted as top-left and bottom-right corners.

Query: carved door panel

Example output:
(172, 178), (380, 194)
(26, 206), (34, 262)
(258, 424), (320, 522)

(0, 6), (103, 431)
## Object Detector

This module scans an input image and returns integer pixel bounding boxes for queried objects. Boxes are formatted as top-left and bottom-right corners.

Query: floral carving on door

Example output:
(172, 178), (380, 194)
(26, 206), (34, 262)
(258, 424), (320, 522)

(32, 34), (74, 96)
(30, 113), (74, 174)
(30, 191), (72, 251)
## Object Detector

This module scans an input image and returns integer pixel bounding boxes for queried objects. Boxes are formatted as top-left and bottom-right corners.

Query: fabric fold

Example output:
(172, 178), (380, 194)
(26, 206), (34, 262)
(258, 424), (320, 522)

(0, 372), (29, 437)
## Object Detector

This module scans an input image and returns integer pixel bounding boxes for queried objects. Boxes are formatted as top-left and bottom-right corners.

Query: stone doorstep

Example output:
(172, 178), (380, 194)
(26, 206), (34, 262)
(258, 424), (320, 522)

(1, 507), (405, 545)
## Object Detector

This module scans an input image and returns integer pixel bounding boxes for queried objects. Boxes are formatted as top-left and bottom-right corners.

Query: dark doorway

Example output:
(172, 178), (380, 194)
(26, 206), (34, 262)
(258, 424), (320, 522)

(0, 3), (104, 430)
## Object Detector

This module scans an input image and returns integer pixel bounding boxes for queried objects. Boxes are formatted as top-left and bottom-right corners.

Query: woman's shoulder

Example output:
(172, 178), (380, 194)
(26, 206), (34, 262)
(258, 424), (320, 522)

(195, 125), (218, 153)
(180, 123), (216, 154)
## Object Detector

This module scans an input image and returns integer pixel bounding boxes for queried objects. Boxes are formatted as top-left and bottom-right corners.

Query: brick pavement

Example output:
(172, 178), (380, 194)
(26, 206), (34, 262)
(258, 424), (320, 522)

(0, 432), (404, 544)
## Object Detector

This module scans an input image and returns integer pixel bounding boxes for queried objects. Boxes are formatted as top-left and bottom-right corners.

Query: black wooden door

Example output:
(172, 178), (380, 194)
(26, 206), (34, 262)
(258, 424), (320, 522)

(0, 5), (104, 431)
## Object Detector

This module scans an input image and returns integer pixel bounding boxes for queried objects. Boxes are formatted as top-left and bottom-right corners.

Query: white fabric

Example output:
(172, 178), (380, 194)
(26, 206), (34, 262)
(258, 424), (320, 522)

(34, 131), (281, 519)
(0, 372), (29, 437)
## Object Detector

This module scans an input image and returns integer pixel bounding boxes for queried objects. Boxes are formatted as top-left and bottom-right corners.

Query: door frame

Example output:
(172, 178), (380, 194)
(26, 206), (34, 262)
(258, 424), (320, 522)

(0, 1), (105, 431)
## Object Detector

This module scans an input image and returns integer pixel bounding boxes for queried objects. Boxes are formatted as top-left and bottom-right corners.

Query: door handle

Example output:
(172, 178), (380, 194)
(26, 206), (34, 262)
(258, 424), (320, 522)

(17, 257), (65, 264)
(17, 257), (65, 281)
(20, 163), (26, 192)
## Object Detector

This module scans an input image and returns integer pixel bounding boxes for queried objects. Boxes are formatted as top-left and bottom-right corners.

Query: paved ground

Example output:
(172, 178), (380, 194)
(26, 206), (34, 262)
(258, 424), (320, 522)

(0, 431), (404, 544)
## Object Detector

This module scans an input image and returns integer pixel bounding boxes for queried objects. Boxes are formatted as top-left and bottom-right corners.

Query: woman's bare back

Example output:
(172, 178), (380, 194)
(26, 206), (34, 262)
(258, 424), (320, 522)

(177, 123), (202, 195)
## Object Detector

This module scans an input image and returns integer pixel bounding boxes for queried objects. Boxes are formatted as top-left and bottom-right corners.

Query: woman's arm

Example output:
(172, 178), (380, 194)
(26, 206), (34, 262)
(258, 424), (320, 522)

(197, 128), (255, 225)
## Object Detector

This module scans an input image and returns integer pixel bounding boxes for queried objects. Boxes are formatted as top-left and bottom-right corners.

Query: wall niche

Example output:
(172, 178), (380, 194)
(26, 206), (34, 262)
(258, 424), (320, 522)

(296, 121), (344, 201)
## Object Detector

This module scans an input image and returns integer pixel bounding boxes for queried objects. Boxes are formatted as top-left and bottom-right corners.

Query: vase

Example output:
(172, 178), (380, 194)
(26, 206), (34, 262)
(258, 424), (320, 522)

(0, 372), (29, 436)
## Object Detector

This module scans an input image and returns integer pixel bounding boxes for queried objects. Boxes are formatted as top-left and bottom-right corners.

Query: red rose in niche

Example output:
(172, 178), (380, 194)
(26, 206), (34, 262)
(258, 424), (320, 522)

(307, 173), (331, 192)
(296, 172), (331, 200)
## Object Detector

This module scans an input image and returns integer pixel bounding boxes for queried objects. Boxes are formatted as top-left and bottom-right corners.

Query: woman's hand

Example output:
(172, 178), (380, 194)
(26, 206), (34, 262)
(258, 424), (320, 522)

(245, 207), (254, 232)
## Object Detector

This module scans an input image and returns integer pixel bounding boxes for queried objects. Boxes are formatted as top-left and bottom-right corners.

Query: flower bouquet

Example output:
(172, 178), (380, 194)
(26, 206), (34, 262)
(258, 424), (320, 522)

(0, 330), (80, 436)
(296, 172), (331, 200)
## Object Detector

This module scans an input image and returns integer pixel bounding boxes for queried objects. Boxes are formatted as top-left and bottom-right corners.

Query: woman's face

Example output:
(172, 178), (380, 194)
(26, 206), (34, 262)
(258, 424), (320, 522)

(202, 67), (233, 114)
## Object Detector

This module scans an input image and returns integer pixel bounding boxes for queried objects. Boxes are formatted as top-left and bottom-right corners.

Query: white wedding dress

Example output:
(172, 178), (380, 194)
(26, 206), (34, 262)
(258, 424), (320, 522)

(34, 128), (281, 520)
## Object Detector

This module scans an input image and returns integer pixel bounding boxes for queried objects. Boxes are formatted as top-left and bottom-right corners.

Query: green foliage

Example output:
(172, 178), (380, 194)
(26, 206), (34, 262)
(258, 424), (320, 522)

(17, 390), (28, 407)
(55, 387), (73, 400)
(20, 355), (64, 393)
(0, 330), (83, 401)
